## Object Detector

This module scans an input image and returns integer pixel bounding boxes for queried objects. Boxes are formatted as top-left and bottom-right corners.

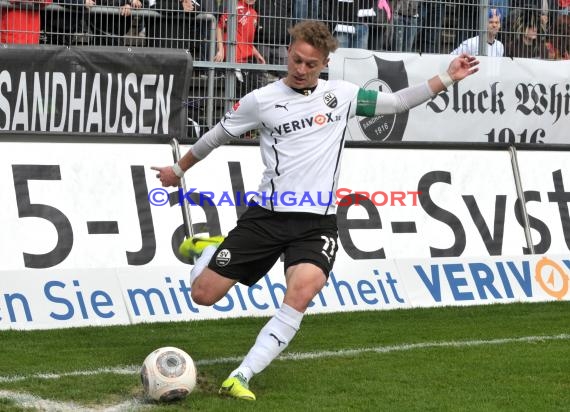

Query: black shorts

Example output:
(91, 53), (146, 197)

(208, 204), (338, 286)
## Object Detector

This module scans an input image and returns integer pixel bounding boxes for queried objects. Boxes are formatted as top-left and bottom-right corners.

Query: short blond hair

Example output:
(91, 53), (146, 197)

(288, 21), (339, 57)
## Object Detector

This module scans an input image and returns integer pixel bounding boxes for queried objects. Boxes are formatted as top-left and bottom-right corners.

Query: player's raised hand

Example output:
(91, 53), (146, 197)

(448, 53), (479, 81)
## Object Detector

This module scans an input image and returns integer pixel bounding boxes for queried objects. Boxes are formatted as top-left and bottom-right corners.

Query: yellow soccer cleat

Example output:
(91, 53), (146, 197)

(178, 236), (225, 259)
(219, 374), (256, 401)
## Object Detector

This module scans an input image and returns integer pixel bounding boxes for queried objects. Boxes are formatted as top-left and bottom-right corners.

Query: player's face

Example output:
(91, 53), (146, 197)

(285, 40), (329, 89)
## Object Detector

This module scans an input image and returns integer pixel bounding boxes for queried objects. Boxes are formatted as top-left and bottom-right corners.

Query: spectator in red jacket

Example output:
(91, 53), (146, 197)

(214, 0), (265, 64)
(214, 0), (265, 100)
(1, 0), (52, 44)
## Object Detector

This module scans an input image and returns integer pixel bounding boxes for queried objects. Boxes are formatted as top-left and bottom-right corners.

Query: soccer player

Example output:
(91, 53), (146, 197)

(152, 20), (479, 401)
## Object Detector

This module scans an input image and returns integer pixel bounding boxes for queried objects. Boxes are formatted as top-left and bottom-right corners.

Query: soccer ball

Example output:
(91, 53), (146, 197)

(140, 346), (197, 401)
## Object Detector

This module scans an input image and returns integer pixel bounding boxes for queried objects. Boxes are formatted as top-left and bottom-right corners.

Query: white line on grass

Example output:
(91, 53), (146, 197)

(1, 333), (568, 411)
(0, 333), (568, 386)
(0, 390), (150, 412)
(283, 332), (570, 362)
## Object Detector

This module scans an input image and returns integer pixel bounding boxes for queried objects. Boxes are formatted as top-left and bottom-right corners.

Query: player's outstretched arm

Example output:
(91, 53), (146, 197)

(151, 123), (233, 187)
(360, 53), (481, 117)
(428, 53), (479, 94)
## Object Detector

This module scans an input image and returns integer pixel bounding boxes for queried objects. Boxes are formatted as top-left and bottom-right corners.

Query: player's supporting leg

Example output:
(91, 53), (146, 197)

(219, 263), (327, 401)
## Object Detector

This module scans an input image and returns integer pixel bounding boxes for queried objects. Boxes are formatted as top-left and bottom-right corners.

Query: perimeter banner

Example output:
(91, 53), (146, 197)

(329, 50), (570, 144)
(0, 46), (192, 136)
(1, 141), (569, 329)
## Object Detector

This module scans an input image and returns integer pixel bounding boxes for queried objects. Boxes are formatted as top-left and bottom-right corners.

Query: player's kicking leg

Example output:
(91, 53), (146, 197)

(179, 235), (225, 285)
(179, 235), (225, 261)
(180, 235), (256, 400)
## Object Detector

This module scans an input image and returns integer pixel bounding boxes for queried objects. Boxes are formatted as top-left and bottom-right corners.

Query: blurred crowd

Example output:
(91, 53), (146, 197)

(0, 0), (569, 61)
(2, 0), (568, 138)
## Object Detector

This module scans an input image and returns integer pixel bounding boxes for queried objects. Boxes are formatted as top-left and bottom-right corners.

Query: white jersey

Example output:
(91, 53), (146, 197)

(220, 78), (360, 215)
(451, 36), (504, 57)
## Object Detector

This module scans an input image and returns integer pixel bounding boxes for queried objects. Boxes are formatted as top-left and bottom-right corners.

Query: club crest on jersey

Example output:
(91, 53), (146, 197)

(215, 249), (231, 267)
(323, 92), (338, 108)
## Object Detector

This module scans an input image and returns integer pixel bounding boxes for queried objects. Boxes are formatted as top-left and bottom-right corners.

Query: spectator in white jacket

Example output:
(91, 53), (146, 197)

(451, 8), (504, 57)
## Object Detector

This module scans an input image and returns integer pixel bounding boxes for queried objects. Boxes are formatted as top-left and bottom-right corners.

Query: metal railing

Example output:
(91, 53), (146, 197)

(2, 0), (569, 137)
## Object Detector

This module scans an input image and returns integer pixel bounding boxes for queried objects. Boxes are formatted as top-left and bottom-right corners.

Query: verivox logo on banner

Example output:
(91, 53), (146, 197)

(396, 255), (570, 307)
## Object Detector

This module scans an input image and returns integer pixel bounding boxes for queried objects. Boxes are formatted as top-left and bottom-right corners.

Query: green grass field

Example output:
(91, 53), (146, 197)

(0, 301), (569, 411)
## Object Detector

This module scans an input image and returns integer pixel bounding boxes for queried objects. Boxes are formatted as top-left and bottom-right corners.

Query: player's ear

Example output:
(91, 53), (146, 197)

(324, 57), (330, 67)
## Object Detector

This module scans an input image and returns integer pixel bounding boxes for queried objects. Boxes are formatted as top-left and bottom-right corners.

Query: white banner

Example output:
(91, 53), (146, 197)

(335, 147), (524, 258)
(0, 268), (130, 329)
(329, 49), (570, 144)
(1, 142), (181, 270)
(2, 255), (567, 329)
(515, 151), (570, 255)
(1, 142), (569, 329)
